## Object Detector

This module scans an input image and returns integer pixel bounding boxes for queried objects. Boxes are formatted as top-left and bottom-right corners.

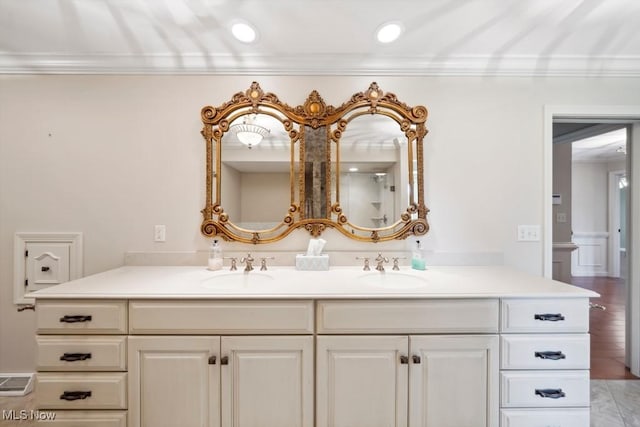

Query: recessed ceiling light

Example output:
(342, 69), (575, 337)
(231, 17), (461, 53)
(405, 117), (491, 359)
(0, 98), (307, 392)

(349, 167), (359, 172)
(231, 22), (257, 43)
(376, 22), (403, 44)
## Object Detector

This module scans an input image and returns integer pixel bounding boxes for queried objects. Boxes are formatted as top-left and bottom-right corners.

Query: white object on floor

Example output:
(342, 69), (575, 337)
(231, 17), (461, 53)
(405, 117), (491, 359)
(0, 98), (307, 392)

(0, 373), (34, 396)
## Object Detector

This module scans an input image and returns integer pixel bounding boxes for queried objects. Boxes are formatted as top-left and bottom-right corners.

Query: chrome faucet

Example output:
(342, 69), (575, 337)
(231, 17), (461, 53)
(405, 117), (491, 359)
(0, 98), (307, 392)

(375, 253), (389, 271)
(240, 254), (255, 272)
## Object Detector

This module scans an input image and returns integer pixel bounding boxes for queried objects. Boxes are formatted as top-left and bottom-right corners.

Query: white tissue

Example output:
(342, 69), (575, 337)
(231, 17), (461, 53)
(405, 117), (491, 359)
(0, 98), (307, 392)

(306, 238), (327, 256)
(316, 238), (326, 255)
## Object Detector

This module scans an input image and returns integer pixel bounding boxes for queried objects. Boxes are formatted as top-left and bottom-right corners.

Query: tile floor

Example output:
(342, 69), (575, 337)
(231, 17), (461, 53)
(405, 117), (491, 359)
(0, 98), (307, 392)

(592, 380), (640, 426)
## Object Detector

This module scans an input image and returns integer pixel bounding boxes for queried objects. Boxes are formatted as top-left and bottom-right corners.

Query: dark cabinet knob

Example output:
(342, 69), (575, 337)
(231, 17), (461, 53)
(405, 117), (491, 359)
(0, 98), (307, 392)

(208, 356), (217, 365)
(399, 355), (409, 364)
(59, 315), (92, 323)
(534, 351), (566, 360)
(535, 388), (565, 399)
(534, 313), (565, 322)
(221, 356), (229, 365)
(60, 353), (92, 362)
(60, 391), (92, 401)
(412, 355), (421, 364)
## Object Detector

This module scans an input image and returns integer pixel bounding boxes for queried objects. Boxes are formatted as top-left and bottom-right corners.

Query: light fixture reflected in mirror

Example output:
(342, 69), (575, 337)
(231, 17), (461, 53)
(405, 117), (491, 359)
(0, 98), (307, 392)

(619, 175), (628, 189)
(230, 115), (270, 149)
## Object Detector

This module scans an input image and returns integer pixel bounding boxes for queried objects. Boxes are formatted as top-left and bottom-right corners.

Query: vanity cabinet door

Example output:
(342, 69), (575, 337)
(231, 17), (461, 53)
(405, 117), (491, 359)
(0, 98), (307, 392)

(220, 336), (314, 427)
(128, 336), (220, 427)
(409, 335), (499, 427)
(316, 336), (409, 427)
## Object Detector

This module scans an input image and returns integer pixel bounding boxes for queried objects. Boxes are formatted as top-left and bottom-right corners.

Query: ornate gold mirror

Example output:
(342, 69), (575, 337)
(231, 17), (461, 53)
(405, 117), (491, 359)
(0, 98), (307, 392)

(201, 82), (429, 243)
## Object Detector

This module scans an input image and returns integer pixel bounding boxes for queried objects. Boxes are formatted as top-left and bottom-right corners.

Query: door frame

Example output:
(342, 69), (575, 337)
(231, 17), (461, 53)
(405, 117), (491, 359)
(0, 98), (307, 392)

(609, 169), (626, 278)
(544, 106), (640, 376)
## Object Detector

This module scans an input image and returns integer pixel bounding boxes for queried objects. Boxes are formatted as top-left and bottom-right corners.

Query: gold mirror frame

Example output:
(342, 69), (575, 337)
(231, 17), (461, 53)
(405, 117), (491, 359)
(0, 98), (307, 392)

(200, 82), (429, 244)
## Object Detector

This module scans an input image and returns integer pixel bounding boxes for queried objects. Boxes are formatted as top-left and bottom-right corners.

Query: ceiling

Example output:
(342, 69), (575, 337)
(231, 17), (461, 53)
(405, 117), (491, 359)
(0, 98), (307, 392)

(1, 0), (639, 76)
(553, 123), (628, 162)
(571, 127), (627, 163)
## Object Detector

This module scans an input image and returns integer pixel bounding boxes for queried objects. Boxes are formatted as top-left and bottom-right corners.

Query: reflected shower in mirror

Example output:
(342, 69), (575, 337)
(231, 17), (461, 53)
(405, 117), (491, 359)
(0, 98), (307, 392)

(337, 114), (407, 230)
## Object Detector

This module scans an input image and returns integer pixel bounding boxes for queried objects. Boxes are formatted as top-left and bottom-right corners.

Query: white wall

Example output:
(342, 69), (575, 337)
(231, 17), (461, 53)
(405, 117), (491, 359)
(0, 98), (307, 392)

(240, 172), (290, 226)
(572, 162), (609, 232)
(220, 162), (240, 219)
(552, 143), (572, 242)
(1, 75), (640, 371)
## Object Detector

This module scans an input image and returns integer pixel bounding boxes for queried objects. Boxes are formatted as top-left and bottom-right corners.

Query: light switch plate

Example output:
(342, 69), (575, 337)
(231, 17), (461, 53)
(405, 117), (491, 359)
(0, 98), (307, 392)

(517, 225), (541, 241)
(154, 225), (166, 242)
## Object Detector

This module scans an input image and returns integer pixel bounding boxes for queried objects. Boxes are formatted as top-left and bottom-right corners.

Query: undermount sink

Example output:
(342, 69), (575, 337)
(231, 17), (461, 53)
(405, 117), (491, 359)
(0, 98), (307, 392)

(357, 271), (428, 289)
(201, 272), (275, 289)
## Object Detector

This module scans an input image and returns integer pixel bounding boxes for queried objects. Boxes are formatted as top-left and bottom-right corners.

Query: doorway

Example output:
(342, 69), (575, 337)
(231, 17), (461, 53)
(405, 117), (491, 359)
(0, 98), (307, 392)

(544, 106), (640, 378)
(552, 123), (633, 378)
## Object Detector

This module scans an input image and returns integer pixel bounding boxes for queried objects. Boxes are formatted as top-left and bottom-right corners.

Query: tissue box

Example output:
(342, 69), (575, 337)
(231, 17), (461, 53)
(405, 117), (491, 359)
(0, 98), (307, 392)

(295, 254), (329, 271)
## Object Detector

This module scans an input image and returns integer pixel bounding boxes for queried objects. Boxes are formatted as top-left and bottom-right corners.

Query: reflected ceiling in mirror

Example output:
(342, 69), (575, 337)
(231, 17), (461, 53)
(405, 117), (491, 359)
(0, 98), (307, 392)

(200, 82), (429, 244)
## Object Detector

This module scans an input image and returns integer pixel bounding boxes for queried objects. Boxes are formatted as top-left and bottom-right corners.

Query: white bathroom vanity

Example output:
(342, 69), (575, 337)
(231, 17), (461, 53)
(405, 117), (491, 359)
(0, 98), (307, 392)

(30, 266), (597, 427)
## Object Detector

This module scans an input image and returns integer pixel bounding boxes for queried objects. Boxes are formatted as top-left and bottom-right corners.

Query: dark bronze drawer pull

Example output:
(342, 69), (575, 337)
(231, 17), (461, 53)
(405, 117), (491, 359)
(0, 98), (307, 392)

(60, 391), (92, 401)
(399, 355), (409, 364)
(535, 388), (565, 399)
(41, 266), (51, 272)
(534, 313), (565, 322)
(60, 353), (92, 362)
(220, 356), (229, 365)
(534, 351), (566, 360)
(59, 315), (92, 323)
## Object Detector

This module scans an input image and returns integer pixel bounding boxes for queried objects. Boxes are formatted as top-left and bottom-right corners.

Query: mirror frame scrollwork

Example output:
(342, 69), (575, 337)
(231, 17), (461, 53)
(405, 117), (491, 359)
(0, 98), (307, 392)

(200, 82), (430, 244)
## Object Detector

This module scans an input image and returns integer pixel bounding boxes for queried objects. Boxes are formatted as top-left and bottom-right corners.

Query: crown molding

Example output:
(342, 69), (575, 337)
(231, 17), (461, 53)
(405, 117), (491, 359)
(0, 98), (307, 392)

(1, 53), (640, 77)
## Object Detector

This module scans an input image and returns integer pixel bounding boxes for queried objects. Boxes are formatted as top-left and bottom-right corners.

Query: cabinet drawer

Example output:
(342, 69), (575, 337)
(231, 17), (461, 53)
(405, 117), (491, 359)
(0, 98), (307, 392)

(129, 300), (314, 334)
(36, 373), (127, 410)
(317, 299), (499, 333)
(37, 300), (128, 334)
(501, 298), (589, 333)
(37, 336), (126, 371)
(501, 371), (589, 408)
(36, 410), (127, 426)
(501, 408), (589, 427)
(501, 334), (590, 370)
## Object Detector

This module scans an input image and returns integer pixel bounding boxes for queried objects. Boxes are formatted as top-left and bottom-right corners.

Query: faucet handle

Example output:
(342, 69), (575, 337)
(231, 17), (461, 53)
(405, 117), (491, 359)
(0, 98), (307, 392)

(356, 256), (371, 271)
(391, 257), (406, 271)
(260, 256), (275, 271)
(224, 257), (237, 271)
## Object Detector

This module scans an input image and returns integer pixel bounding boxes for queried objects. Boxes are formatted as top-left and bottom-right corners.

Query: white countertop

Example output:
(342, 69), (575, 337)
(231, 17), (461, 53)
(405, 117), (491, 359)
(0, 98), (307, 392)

(27, 266), (599, 300)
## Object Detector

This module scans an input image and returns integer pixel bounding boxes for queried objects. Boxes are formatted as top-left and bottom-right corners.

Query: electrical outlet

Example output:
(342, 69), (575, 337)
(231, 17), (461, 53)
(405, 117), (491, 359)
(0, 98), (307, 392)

(556, 212), (567, 223)
(517, 225), (540, 242)
(154, 225), (166, 242)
